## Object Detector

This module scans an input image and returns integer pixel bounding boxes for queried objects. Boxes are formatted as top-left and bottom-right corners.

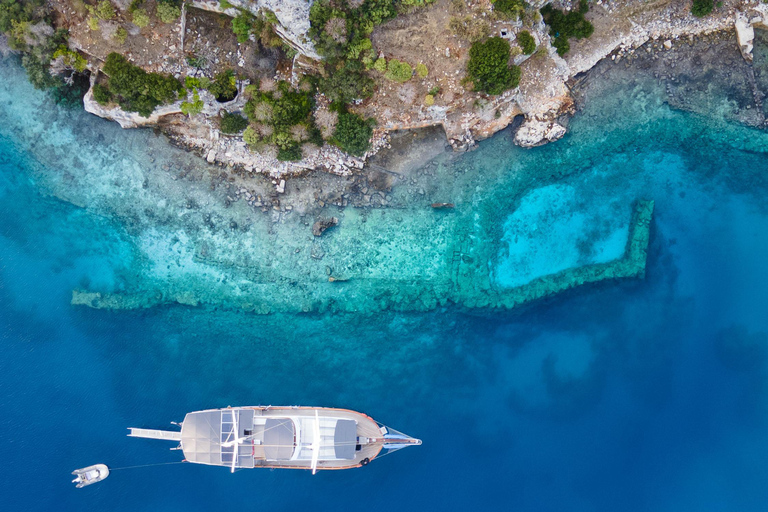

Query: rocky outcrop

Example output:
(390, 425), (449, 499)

(735, 13), (755, 62)
(190, 0), (320, 60)
(514, 118), (567, 148)
(83, 88), (184, 129)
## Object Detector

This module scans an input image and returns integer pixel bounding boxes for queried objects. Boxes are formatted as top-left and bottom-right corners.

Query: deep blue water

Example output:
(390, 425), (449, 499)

(3, 54), (768, 511)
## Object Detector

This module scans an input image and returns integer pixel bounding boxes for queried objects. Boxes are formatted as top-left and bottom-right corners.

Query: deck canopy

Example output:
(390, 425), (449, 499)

(263, 419), (295, 460)
(334, 419), (357, 460)
(181, 409), (255, 468)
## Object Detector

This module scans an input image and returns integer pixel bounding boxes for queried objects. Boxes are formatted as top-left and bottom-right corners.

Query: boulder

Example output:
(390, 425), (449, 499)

(312, 217), (339, 237)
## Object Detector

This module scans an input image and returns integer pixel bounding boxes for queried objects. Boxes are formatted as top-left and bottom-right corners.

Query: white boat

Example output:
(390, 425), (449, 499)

(129, 406), (421, 473)
(71, 464), (109, 487)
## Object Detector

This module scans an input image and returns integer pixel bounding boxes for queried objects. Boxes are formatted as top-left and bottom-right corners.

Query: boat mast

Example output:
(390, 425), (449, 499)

(310, 410), (320, 475)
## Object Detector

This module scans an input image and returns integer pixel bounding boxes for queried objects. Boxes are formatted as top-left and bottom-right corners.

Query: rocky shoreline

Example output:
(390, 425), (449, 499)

(58, 1), (767, 180)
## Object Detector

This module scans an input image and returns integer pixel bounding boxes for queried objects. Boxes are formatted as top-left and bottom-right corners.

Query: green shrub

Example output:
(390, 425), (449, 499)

(53, 46), (87, 72)
(424, 94), (434, 106)
(156, 1), (181, 24)
(467, 37), (520, 95)
(691, 0), (713, 17)
(92, 83), (113, 105)
(277, 143), (302, 161)
(186, 55), (207, 69)
(220, 111), (249, 133)
(493, 0), (525, 20)
(208, 69), (237, 102)
(87, 16), (100, 31)
(373, 57), (387, 73)
(385, 59), (412, 82)
(90, 0), (115, 20)
(346, 37), (372, 60)
(332, 110), (374, 156)
(318, 60), (374, 104)
(416, 63), (428, 78)
(243, 125), (260, 147)
(232, 12), (255, 43)
(113, 26), (127, 45)
(102, 52), (183, 116)
(180, 88), (203, 115)
(428, 86), (441, 96)
(132, 8), (150, 28)
(540, 0), (593, 56)
(219, 0), (233, 9)
(517, 30), (536, 55)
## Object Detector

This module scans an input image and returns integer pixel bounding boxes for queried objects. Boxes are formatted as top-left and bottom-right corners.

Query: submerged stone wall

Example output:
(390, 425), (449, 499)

(71, 200), (654, 313)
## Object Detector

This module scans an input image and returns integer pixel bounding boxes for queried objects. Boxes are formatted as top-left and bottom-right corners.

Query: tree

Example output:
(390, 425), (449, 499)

(467, 37), (520, 95)
(691, 0), (713, 17)
(540, 0), (594, 56)
(318, 60), (374, 104)
(220, 112), (249, 133)
(331, 110), (374, 156)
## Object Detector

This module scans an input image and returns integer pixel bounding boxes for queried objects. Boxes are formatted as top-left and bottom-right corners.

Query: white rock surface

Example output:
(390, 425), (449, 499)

(190, 0), (320, 60)
(735, 13), (755, 62)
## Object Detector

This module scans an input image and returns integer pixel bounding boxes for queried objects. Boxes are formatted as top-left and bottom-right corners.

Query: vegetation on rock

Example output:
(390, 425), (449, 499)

(243, 80), (321, 161)
(467, 37), (520, 95)
(416, 62), (428, 78)
(53, 46), (88, 72)
(516, 30), (536, 55)
(540, 0), (594, 56)
(492, 0), (525, 20)
(101, 52), (183, 116)
(180, 88), (203, 116)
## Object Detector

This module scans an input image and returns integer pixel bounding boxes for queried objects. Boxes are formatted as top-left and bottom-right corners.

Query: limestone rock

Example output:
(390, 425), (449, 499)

(514, 118), (566, 147)
(190, 0), (320, 60)
(312, 217), (339, 237)
(735, 14), (754, 62)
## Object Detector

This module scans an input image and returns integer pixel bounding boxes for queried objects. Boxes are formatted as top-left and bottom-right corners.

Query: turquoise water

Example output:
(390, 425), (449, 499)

(3, 47), (768, 511)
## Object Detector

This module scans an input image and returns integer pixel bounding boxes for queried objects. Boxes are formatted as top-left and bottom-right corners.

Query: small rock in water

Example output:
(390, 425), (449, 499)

(312, 217), (339, 237)
(206, 150), (216, 163)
